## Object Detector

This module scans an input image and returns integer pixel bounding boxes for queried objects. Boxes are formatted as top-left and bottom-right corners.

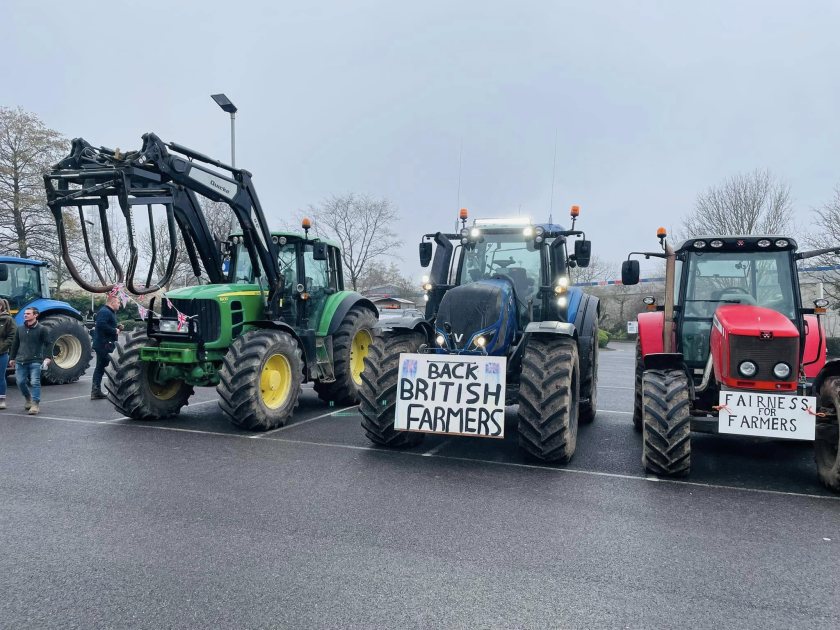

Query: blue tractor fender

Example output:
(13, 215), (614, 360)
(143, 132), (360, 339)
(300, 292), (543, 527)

(564, 287), (584, 324)
(14, 298), (83, 326)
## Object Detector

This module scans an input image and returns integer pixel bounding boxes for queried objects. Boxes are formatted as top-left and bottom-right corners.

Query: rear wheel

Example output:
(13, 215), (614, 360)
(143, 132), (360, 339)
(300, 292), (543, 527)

(105, 330), (194, 420)
(314, 306), (377, 405)
(815, 376), (840, 492)
(359, 330), (425, 448)
(641, 369), (691, 476)
(40, 315), (93, 384)
(217, 329), (304, 431)
(632, 339), (643, 431)
(517, 336), (580, 463)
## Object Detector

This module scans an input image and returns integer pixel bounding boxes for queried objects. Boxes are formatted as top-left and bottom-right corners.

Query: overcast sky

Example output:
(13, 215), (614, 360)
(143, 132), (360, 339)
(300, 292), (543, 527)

(4, 1), (840, 279)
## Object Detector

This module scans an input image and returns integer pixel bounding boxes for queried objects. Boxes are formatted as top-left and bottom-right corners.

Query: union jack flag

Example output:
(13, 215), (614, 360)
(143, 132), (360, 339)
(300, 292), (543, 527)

(176, 311), (187, 331)
(166, 298), (175, 310)
(138, 305), (148, 320)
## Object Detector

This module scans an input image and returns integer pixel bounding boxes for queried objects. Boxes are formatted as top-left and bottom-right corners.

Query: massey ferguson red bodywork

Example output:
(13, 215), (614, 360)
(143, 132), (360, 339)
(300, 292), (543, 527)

(710, 305), (801, 391)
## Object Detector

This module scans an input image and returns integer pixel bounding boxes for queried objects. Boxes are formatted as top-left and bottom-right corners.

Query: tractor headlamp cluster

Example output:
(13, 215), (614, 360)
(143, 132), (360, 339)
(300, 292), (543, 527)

(535, 226), (545, 244)
(554, 276), (570, 295)
(693, 238), (791, 250)
(737, 360), (793, 380)
(435, 334), (446, 347)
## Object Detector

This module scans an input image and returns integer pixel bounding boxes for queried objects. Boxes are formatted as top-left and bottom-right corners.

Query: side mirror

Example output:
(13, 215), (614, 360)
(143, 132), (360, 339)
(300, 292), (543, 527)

(621, 260), (640, 285)
(419, 242), (433, 267)
(574, 240), (592, 268)
(0, 264), (7, 282)
(312, 242), (328, 261)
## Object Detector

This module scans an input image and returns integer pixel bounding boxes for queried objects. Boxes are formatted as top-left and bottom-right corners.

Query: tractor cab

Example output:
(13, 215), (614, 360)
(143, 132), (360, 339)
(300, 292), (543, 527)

(225, 226), (345, 330)
(672, 237), (801, 373)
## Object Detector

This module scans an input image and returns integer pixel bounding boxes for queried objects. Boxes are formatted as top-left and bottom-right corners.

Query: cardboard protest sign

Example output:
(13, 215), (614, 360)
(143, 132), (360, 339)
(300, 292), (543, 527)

(395, 353), (507, 438)
(717, 391), (816, 440)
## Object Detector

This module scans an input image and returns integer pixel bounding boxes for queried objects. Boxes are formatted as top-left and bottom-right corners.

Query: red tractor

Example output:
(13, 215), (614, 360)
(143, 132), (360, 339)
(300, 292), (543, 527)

(622, 229), (840, 492)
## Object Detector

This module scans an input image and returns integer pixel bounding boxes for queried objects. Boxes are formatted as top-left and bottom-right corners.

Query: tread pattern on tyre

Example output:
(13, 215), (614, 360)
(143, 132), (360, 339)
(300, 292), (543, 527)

(40, 315), (93, 384)
(104, 330), (194, 421)
(815, 376), (840, 492)
(314, 306), (377, 405)
(517, 335), (580, 463)
(359, 330), (425, 448)
(641, 369), (691, 476)
(632, 339), (643, 432)
(578, 301), (599, 424)
(216, 328), (303, 431)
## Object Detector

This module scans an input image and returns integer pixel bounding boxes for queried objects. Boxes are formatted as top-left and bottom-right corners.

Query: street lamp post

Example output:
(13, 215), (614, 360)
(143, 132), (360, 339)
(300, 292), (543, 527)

(211, 93), (238, 167)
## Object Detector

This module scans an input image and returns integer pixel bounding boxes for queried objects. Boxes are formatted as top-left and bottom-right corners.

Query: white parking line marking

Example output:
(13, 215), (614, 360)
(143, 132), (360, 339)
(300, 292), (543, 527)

(421, 439), (452, 457)
(43, 394), (97, 404)
(598, 385), (634, 390)
(13, 412), (838, 502)
(250, 405), (356, 438)
(601, 409), (633, 415)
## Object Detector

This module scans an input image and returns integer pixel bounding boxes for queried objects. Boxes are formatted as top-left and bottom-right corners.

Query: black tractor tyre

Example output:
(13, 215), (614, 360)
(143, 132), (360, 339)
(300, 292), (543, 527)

(217, 329), (304, 431)
(815, 376), (840, 492)
(632, 339), (643, 432)
(105, 330), (194, 421)
(641, 369), (691, 477)
(40, 315), (93, 384)
(314, 306), (377, 405)
(359, 330), (426, 448)
(517, 335), (580, 463)
(577, 296), (600, 424)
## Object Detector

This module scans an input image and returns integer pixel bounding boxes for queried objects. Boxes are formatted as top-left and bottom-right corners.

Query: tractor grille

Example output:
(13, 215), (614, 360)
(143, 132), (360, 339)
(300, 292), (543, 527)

(162, 298), (222, 343)
(728, 334), (798, 381)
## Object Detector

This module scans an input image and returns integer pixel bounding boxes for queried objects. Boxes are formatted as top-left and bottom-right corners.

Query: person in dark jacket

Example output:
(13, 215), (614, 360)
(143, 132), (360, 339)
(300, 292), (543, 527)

(9, 306), (51, 415)
(0, 299), (17, 410)
(91, 294), (123, 400)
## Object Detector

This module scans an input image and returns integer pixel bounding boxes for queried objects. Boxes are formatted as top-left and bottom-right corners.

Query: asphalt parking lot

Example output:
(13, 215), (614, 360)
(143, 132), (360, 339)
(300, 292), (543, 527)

(1, 341), (838, 629)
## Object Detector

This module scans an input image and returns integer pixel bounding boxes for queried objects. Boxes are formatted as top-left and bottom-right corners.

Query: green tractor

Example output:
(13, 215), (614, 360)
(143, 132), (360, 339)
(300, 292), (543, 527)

(44, 133), (377, 430)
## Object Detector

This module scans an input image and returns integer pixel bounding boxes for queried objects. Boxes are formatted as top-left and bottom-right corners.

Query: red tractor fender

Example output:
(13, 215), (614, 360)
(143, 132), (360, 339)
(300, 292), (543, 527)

(637, 311), (666, 357)
(802, 314), (827, 379)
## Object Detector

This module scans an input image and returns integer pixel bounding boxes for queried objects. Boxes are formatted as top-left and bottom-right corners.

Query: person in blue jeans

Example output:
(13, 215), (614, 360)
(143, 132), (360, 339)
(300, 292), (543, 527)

(9, 306), (51, 415)
(0, 299), (17, 410)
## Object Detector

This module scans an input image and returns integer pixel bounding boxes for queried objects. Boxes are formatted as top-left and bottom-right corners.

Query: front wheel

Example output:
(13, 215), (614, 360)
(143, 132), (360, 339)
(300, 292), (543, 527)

(40, 315), (93, 384)
(641, 369), (691, 477)
(359, 330), (425, 448)
(105, 330), (194, 420)
(815, 376), (840, 492)
(217, 329), (304, 431)
(517, 336), (580, 463)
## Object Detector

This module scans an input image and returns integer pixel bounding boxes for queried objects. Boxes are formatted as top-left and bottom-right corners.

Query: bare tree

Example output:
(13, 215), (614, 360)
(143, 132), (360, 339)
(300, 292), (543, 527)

(682, 169), (792, 237)
(306, 193), (402, 290)
(806, 186), (840, 301)
(572, 255), (614, 286)
(0, 107), (68, 258)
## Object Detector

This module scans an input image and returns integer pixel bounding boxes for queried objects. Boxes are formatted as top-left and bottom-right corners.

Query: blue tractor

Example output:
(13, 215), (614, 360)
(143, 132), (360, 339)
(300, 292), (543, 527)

(359, 206), (599, 463)
(0, 257), (93, 384)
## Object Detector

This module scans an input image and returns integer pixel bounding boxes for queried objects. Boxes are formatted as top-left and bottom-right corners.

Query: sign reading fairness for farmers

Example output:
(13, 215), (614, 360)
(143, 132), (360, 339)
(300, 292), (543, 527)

(718, 391), (817, 440)
(395, 354), (507, 438)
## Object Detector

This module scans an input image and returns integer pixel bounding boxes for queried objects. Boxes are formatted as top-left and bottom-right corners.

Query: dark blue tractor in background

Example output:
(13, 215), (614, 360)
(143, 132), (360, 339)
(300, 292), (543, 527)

(359, 206), (600, 463)
(0, 257), (92, 384)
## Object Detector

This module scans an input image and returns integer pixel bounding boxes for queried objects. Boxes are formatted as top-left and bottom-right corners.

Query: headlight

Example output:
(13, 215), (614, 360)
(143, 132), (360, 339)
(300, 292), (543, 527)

(738, 360), (758, 378)
(435, 334), (446, 347)
(535, 236), (543, 244)
(710, 240), (723, 248)
(554, 276), (570, 294)
(535, 226), (544, 236)
(757, 239), (771, 248)
(557, 296), (568, 308)
(474, 335), (486, 349)
(460, 228), (469, 237)
(461, 237), (469, 245)
(423, 294), (429, 302)
(523, 227), (534, 237)
(693, 240), (706, 249)
(775, 239), (789, 248)
(422, 283), (433, 291)
(773, 362), (791, 379)
(470, 228), (481, 238)
(159, 320), (180, 333)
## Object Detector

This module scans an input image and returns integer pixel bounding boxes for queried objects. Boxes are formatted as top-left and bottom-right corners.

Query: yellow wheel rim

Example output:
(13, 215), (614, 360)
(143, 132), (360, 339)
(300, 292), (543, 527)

(261, 353), (292, 409)
(350, 329), (373, 386)
(149, 377), (182, 400)
(53, 334), (83, 369)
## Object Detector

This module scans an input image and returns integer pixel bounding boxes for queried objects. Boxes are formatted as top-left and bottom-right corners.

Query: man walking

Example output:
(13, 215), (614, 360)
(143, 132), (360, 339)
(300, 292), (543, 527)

(9, 307), (51, 415)
(91, 294), (122, 400)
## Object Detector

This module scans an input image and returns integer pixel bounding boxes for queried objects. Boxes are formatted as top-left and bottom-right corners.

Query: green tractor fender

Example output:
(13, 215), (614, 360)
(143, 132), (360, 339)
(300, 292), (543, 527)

(317, 292), (378, 335)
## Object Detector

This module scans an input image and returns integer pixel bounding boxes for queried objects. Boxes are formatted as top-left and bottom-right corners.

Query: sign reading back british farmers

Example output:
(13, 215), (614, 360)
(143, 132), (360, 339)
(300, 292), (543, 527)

(395, 354), (507, 438)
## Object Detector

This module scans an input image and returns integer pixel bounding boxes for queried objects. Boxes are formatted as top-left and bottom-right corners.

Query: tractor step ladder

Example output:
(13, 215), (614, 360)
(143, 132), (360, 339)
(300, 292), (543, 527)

(314, 337), (335, 382)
